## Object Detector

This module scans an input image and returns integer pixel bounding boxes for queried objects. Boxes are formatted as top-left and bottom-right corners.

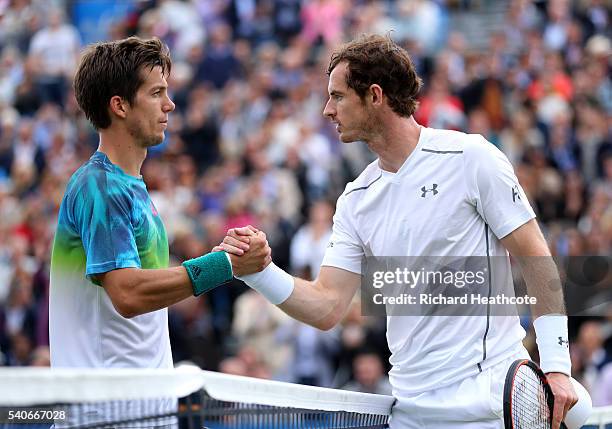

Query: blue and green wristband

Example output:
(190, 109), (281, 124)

(182, 252), (233, 296)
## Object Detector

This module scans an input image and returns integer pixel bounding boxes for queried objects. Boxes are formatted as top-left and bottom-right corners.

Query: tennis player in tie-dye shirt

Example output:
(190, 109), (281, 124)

(51, 150), (174, 367)
(49, 37), (271, 370)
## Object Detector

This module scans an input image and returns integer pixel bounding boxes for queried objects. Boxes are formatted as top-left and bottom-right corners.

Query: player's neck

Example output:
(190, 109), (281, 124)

(97, 130), (147, 178)
(371, 116), (421, 173)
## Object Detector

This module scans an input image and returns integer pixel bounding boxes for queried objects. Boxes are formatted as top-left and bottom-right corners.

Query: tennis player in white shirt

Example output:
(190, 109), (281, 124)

(217, 34), (577, 429)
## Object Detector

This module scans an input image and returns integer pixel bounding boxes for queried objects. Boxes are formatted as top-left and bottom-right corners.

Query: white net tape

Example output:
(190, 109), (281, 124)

(0, 365), (394, 416)
(0, 366), (610, 428)
(585, 405), (612, 427)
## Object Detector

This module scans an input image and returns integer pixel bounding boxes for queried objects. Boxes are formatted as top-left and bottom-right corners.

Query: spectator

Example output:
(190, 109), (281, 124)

(231, 290), (292, 377)
(290, 200), (333, 280)
(9, 118), (45, 193)
(30, 345), (49, 366)
(593, 362), (612, 406)
(415, 74), (465, 130)
(5, 331), (32, 366)
(276, 317), (340, 387)
(573, 320), (607, 394)
(217, 347), (271, 379)
(342, 349), (392, 395)
(300, 0), (344, 48)
(219, 356), (248, 376)
(27, 8), (80, 107)
(542, 0), (572, 51)
(196, 22), (241, 89)
(393, 0), (446, 55)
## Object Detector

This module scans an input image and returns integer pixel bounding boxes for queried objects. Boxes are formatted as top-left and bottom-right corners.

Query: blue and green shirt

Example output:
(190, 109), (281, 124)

(49, 151), (173, 369)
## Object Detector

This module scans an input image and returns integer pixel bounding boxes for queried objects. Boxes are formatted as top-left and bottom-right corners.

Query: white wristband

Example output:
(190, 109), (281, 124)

(237, 262), (295, 305)
(224, 252), (233, 276)
(533, 314), (571, 376)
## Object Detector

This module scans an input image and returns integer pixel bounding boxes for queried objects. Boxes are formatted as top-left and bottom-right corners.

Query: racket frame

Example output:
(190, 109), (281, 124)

(503, 358), (567, 429)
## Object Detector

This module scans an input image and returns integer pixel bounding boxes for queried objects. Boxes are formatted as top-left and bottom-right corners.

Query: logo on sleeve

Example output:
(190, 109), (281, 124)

(558, 337), (569, 348)
(420, 184), (439, 198)
(512, 185), (521, 203)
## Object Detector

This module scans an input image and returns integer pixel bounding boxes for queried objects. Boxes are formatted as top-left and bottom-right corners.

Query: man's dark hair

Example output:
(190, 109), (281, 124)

(74, 37), (172, 130)
(327, 34), (422, 117)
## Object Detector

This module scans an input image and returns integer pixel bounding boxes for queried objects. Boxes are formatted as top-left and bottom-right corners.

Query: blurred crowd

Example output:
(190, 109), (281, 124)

(0, 0), (610, 405)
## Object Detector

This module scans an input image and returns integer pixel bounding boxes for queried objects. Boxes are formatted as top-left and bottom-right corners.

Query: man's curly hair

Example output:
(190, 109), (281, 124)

(328, 34), (422, 117)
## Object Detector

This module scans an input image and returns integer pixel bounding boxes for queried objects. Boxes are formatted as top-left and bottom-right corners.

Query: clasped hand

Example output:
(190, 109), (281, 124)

(213, 225), (271, 276)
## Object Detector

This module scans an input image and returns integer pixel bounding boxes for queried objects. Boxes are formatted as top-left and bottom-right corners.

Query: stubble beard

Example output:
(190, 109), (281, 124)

(128, 121), (163, 148)
(342, 111), (378, 144)
(141, 134), (163, 148)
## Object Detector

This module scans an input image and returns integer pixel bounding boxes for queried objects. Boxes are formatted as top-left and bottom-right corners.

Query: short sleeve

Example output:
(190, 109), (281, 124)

(70, 172), (141, 282)
(321, 193), (364, 274)
(465, 137), (536, 239)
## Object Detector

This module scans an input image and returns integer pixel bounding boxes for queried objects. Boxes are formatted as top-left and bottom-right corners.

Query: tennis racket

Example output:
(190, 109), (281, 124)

(503, 359), (567, 429)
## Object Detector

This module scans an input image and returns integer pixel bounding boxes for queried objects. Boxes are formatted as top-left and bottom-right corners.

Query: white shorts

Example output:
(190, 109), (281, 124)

(389, 348), (530, 429)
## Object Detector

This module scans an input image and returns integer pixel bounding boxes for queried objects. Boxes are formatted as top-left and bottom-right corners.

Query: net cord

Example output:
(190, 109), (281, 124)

(199, 368), (394, 415)
(0, 366), (394, 416)
(585, 405), (612, 426)
(0, 366), (202, 405)
(2, 367), (610, 424)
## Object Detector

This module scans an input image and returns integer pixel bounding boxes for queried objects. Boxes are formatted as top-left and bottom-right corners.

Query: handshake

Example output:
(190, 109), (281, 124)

(183, 225), (294, 303)
(212, 225), (272, 276)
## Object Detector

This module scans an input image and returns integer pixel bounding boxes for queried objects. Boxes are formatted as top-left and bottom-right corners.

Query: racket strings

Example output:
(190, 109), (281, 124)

(511, 365), (552, 428)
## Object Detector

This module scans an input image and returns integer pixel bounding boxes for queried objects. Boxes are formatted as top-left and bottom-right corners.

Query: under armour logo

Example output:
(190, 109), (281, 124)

(421, 184), (439, 198)
(558, 337), (569, 348)
(512, 185), (521, 203)
(327, 241), (334, 248)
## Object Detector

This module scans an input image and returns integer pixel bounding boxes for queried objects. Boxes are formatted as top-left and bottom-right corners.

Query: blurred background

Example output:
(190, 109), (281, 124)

(0, 0), (610, 406)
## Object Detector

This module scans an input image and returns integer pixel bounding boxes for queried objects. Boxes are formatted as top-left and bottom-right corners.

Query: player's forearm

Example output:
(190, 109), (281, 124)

(523, 262), (572, 376)
(103, 267), (193, 318)
(501, 220), (566, 318)
(517, 255), (566, 318)
(518, 256), (572, 376)
(516, 254), (573, 377)
(236, 262), (360, 330)
(502, 220), (571, 374)
(277, 277), (343, 331)
(107, 251), (235, 318)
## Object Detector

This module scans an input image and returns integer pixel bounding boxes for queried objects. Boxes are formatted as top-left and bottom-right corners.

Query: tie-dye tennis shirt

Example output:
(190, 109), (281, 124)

(49, 151), (173, 368)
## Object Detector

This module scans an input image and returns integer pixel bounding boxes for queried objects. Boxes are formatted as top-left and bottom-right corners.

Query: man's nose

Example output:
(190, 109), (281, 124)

(165, 96), (175, 112)
(323, 100), (334, 118)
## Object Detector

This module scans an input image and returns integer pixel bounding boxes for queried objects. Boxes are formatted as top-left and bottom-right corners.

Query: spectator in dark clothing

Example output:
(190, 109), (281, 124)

(181, 96), (221, 173)
(196, 23), (241, 89)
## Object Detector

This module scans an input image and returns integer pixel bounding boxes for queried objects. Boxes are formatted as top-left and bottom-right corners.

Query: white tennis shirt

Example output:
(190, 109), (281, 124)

(322, 127), (536, 396)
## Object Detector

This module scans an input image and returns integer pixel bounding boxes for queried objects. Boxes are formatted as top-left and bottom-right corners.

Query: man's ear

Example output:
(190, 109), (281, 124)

(369, 84), (384, 107)
(109, 95), (128, 120)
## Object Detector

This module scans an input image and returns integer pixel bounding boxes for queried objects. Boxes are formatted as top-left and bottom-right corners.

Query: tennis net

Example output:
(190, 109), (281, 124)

(0, 365), (393, 428)
(584, 406), (612, 429)
(1, 366), (611, 428)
